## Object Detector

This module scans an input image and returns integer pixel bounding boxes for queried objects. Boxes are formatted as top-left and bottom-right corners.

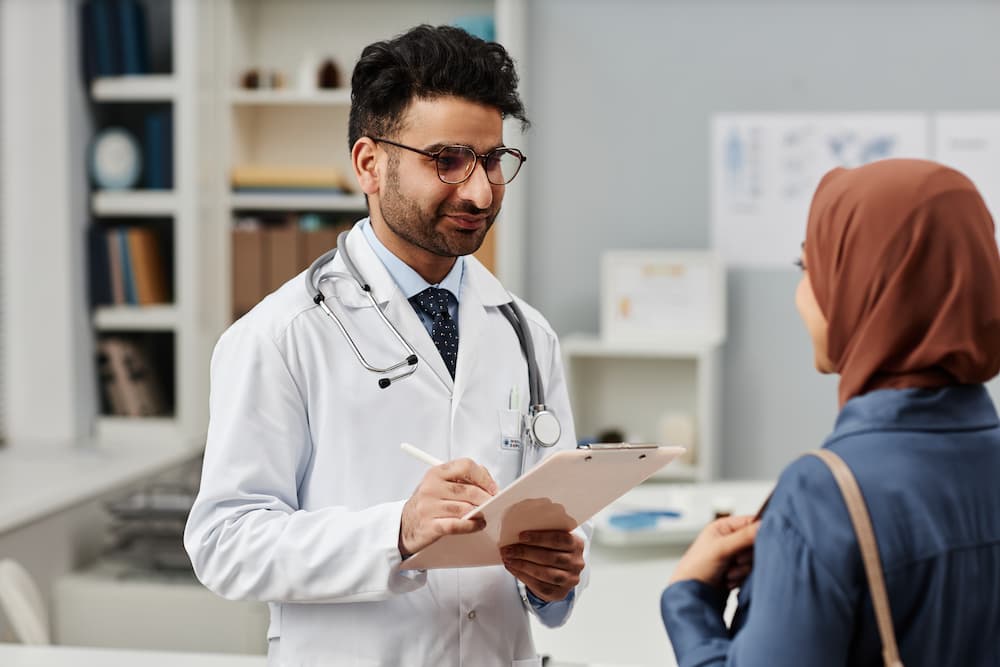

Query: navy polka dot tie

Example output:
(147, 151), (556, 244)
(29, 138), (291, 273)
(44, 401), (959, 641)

(411, 287), (459, 378)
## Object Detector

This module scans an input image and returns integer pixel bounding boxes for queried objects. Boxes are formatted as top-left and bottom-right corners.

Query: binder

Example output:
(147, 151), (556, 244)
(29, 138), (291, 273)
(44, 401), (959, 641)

(401, 444), (685, 570)
(127, 227), (169, 304)
(88, 225), (112, 306)
(264, 224), (301, 293)
(231, 227), (267, 319)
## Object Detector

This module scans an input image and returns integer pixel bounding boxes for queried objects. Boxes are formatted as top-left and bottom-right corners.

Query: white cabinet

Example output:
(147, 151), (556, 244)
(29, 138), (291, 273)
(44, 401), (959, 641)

(562, 334), (722, 481)
(55, 563), (268, 654)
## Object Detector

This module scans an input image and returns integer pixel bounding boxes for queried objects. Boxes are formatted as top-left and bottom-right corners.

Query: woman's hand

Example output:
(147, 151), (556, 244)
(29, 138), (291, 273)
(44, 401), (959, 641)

(669, 515), (760, 589)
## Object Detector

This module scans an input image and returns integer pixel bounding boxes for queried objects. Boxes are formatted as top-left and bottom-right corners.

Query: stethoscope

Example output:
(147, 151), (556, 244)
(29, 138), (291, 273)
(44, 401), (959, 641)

(305, 231), (562, 476)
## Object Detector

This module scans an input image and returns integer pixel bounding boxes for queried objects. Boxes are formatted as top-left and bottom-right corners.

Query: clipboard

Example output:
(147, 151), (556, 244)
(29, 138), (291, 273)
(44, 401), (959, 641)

(400, 444), (685, 570)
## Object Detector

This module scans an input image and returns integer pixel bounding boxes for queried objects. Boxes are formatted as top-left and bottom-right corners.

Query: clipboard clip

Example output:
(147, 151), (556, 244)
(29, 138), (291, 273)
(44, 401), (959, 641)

(577, 443), (659, 450)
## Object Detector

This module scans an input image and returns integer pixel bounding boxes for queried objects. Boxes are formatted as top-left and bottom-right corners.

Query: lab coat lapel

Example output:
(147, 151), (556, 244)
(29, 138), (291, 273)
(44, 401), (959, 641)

(454, 257), (513, 405)
(343, 225), (455, 392)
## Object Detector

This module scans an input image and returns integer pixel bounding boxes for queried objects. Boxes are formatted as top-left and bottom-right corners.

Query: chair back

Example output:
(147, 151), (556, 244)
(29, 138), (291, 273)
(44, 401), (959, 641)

(0, 558), (51, 644)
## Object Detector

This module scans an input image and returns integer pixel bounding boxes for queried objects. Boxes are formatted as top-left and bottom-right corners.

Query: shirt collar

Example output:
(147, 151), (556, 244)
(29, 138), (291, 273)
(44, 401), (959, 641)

(831, 385), (999, 439)
(361, 218), (464, 301)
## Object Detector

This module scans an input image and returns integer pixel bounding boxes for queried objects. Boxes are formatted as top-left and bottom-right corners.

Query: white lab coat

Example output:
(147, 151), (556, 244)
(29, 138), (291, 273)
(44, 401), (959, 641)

(184, 223), (590, 667)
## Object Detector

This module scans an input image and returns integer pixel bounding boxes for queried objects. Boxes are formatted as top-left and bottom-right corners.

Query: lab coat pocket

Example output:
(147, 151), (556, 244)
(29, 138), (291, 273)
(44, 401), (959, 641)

(498, 409), (522, 452)
(511, 658), (542, 667)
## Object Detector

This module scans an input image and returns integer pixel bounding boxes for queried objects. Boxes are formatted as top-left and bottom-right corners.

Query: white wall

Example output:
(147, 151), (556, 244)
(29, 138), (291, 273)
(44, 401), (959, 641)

(522, 0), (1000, 478)
(0, 0), (94, 443)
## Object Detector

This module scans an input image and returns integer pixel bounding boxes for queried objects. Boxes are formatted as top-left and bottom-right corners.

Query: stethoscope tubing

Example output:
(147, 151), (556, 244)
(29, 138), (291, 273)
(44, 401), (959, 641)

(305, 228), (559, 473)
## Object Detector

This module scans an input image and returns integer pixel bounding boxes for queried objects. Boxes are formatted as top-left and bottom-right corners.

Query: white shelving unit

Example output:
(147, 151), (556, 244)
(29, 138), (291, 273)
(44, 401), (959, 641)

(85, 0), (221, 445)
(228, 192), (365, 212)
(207, 0), (529, 319)
(228, 88), (351, 106)
(92, 191), (178, 217)
(562, 334), (722, 482)
(93, 305), (180, 331)
(91, 75), (178, 102)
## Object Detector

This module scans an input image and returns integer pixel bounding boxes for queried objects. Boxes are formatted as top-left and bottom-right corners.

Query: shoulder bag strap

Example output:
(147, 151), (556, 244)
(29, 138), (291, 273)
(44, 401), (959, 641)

(809, 449), (904, 667)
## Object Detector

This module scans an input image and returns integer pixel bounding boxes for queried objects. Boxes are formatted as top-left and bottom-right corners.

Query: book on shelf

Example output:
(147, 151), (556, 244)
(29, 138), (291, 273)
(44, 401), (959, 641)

(118, 228), (138, 304)
(231, 225), (267, 321)
(143, 109), (173, 189)
(90, 225), (170, 306)
(96, 336), (168, 417)
(88, 224), (113, 307)
(80, 0), (151, 80)
(118, 0), (150, 75)
(127, 226), (170, 304)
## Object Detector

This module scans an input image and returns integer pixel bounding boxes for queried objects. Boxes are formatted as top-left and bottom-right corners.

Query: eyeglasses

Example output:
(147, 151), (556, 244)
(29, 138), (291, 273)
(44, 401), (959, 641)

(371, 137), (526, 185)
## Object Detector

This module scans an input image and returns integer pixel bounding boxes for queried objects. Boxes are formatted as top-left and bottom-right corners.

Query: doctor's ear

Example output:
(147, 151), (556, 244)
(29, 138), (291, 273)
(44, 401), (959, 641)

(352, 138), (381, 196)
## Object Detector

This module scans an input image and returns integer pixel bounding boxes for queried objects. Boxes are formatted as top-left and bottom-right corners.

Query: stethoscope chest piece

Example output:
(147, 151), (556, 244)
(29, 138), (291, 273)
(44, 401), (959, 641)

(529, 407), (561, 448)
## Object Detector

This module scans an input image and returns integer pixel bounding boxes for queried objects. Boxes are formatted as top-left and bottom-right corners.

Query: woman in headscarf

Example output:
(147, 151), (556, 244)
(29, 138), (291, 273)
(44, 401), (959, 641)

(660, 159), (1000, 666)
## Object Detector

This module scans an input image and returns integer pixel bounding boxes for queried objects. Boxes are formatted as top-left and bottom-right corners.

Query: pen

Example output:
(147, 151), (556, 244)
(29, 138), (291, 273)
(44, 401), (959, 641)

(400, 442), (443, 467)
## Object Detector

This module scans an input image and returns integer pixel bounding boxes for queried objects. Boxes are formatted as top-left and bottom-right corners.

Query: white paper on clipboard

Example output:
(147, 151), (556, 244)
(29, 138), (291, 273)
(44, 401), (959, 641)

(400, 444), (685, 570)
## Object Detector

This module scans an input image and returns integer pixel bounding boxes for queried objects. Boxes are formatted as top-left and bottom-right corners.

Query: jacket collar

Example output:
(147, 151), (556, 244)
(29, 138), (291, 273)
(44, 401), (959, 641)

(832, 385), (1000, 438)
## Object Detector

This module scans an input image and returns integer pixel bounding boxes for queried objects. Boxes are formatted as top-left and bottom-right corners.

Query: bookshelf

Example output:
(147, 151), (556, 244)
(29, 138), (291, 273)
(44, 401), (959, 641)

(209, 0), (530, 321)
(79, 0), (220, 444)
(36, 0), (530, 444)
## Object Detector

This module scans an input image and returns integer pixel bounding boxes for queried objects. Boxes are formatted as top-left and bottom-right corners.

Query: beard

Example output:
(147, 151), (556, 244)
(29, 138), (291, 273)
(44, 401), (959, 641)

(377, 160), (498, 258)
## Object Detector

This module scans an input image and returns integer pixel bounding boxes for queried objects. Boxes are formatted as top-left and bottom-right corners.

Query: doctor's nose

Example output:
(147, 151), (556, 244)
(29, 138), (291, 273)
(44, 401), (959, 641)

(455, 160), (496, 210)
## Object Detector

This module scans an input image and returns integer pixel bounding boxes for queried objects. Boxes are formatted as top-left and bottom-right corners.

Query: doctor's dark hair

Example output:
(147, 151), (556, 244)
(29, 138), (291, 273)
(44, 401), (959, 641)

(348, 24), (529, 149)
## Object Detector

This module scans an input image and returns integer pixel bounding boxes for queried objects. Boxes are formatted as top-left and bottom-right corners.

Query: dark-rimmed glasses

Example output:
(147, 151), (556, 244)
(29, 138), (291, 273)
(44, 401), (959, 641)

(371, 137), (526, 185)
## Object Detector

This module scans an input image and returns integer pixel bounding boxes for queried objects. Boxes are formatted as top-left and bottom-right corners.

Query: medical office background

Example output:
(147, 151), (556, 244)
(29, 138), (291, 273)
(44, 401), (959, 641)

(2, 0), (1000, 664)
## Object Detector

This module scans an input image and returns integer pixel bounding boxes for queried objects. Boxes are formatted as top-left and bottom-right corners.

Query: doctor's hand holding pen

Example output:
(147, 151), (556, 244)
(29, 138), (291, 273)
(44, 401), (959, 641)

(399, 443), (585, 603)
(398, 454), (499, 558)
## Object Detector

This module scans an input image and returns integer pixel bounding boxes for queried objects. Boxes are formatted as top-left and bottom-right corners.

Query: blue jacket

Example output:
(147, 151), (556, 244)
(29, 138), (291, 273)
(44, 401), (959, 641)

(661, 385), (1000, 666)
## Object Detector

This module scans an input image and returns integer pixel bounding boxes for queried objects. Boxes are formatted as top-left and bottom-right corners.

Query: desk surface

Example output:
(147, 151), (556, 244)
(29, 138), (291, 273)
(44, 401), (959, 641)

(0, 644), (266, 666)
(0, 645), (628, 667)
(0, 440), (199, 534)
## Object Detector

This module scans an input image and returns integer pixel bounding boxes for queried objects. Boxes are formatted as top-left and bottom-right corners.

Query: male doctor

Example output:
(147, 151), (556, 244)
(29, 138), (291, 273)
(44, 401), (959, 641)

(184, 25), (590, 666)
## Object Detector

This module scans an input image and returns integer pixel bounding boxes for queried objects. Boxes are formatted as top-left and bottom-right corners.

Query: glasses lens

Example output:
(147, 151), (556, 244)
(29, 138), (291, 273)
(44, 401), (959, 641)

(485, 149), (524, 185)
(436, 146), (476, 184)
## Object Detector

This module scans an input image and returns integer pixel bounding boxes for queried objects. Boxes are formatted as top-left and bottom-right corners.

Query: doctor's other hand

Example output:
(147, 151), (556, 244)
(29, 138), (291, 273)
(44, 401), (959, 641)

(399, 458), (498, 558)
(668, 515), (759, 590)
(500, 530), (585, 602)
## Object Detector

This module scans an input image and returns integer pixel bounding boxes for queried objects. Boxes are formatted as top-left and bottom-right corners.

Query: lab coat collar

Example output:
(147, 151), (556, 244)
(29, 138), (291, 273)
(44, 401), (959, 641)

(325, 222), (516, 391)
(332, 221), (514, 310)
(341, 222), (456, 388)
(323, 222), (402, 309)
(361, 218), (465, 303)
(462, 253), (514, 308)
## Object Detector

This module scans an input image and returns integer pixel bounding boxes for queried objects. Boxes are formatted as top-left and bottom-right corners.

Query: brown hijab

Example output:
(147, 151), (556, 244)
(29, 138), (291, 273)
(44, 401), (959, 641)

(804, 158), (1000, 407)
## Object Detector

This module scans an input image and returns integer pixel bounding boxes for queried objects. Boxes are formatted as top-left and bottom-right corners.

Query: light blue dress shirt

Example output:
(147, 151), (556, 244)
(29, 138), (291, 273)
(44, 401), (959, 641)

(361, 218), (462, 336)
(361, 218), (575, 623)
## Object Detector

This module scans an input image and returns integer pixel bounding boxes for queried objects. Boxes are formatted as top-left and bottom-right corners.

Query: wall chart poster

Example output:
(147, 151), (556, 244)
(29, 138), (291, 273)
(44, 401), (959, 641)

(933, 113), (1000, 248)
(711, 113), (930, 268)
